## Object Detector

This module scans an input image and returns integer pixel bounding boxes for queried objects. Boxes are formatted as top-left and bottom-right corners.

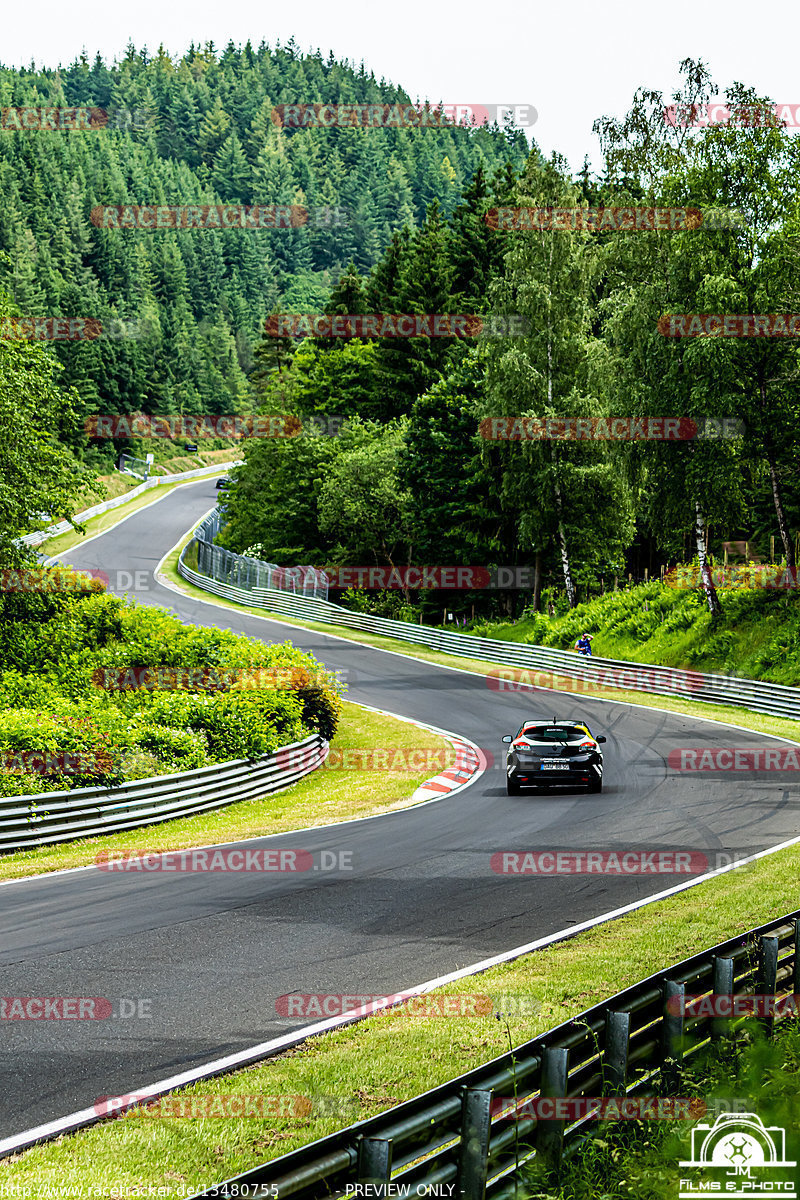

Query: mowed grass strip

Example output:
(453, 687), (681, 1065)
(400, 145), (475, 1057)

(2, 833), (799, 1197)
(0, 702), (454, 882)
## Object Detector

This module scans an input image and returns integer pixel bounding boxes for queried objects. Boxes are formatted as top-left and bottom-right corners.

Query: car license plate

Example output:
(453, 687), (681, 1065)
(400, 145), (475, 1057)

(542, 763), (570, 770)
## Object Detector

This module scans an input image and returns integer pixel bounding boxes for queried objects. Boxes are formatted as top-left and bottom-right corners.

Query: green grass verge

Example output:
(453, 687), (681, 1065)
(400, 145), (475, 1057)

(0, 702), (452, 882)
(2, 826), (799, 1196)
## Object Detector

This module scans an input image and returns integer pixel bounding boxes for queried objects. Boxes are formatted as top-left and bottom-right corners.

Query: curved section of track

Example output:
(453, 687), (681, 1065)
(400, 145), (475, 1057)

(2, 479), (797, 1139)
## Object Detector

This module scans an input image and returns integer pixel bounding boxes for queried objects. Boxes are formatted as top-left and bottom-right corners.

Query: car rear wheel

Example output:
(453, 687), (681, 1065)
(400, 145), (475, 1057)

(588, 774), (603, 793)
(506, 776), (521, 795)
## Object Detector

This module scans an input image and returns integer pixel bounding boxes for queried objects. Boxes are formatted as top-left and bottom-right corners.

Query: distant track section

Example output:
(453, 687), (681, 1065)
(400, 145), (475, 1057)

(178, 530), (800, 722)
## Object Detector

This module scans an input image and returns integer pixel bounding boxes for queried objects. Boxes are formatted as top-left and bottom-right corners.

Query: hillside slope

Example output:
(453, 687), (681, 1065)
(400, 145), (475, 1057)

(466, 581), (800, 687)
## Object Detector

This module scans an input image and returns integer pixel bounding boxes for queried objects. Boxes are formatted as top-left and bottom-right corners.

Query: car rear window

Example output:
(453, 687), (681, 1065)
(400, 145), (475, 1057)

(518, 725), (588, 741)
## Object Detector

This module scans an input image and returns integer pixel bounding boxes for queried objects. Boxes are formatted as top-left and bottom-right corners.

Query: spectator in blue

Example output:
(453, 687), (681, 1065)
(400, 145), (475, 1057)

(574, 632), (594, 656)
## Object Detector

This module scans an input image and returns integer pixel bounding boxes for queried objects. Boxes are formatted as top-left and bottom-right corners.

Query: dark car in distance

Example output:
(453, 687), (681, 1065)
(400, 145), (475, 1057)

(216, 477), (231, 490)
(502, 719), (606, 795)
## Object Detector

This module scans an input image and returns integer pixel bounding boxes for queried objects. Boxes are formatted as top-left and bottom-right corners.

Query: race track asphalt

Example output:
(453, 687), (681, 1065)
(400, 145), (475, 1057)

(2, 479), (798, 1138)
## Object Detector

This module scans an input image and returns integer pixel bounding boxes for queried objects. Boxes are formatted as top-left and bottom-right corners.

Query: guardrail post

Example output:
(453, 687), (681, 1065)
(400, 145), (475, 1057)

(711, 957), (734, 1042)
(662, 980), (685, 1090)
(757, 934), (779, 1036)
(357, 1136), (392, 1186)
(793, 921), (800, 1010)
(456, 1088), (493, 1200)
(603, 1010), (631, 1094)
(534, 1046), (569, 1177)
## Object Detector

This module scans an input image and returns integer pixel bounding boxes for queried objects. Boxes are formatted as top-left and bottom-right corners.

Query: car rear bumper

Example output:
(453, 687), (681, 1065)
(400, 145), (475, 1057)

(509, 758), (602, 786)
(515, 771), (594, 785)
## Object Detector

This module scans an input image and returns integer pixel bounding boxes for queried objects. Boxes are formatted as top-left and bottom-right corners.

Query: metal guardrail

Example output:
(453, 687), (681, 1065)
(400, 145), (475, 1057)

(20, 461), (242, 547)
(0, 734), (326, 852)
(192, 909), (800, 1199)
(193, 510), (329, 600)
(179, 541), (800, 722)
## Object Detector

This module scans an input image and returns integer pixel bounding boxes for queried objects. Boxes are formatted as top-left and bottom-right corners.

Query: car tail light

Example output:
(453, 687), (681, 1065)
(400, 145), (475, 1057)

(578, 740), (596, 751)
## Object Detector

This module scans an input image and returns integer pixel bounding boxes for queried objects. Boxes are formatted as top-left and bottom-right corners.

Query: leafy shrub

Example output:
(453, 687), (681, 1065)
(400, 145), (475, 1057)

(119, 749), (178, 781)
(0, 708), (128, 790)
(189, 690), (305, 759)
(0, 585), (342, 795)
(137, 727), (209, 771)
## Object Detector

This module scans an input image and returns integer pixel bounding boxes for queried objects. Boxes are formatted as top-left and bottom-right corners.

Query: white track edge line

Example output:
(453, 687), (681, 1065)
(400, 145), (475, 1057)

(5, 828), (800, 1158)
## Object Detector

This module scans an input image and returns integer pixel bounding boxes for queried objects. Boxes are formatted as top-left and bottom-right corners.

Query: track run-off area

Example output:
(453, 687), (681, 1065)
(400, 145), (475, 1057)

(2, 478), (799, 1141)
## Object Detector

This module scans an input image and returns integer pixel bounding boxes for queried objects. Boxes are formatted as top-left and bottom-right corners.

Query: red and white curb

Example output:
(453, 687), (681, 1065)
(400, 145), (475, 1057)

(412, 737), (487, 801)
(346, 701), (487, 807)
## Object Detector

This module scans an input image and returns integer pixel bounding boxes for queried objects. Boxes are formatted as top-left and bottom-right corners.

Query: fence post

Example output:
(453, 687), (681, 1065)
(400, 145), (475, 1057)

(603, 1010), (631, 1094)
(357, 1136), (392, 1186)
(456, 1088), (493, 1200)
(662, 980), (685, 1090)
(711, 957), (735, 1042)
(757, 934), (779, 1036)
(534, 1046), (569, 1176)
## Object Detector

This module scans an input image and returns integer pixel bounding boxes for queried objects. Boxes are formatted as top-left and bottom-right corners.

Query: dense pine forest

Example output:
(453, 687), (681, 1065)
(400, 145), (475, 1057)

(3, 48), (800, 625)
(0, 39), (528, 472)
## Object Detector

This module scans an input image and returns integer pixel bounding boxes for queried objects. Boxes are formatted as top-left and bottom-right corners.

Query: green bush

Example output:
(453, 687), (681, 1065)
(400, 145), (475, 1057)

(0, 577), (342, 795)
(192, 690), (305, 759)
(137, 726), (209, 771)
(0, 708), (128, 790)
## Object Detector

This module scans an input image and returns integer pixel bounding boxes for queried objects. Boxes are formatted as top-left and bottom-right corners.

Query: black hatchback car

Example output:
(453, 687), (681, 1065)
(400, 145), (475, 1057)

(502, 719), (606, 795)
